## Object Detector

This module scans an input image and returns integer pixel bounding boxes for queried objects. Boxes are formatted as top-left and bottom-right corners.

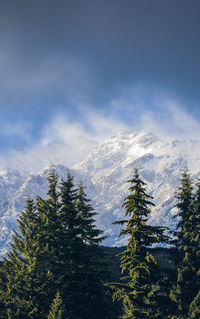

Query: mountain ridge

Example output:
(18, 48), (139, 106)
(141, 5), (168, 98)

(0, 130), (200, 255)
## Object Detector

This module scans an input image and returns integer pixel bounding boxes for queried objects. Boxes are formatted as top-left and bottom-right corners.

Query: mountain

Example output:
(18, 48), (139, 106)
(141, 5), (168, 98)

(1, 130), (200, 255)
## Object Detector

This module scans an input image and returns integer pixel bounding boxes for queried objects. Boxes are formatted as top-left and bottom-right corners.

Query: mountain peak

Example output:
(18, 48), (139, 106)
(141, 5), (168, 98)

(1, 130), (200, 253)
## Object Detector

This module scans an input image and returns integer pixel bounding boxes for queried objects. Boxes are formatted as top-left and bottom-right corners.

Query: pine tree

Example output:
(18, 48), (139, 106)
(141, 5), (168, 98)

(0, 169), (70, 318)
(192, 178), (200, 278)
(0, 168), (114, 318)
(59, 174), (112, 318)
(76, 181), (103, 245)
(109, 168), (167, 319)
(170, 166), (199, 318)
(36, 169), (63, 288)
(33, 168), (66, 317)
(74, 181), (112, 319)
(0, 197), (40, 318)
(57, 170), (80, 317)
(171, 166), (194, 251)
(186, 178), (200, 318)
(48, 291), (65, 319)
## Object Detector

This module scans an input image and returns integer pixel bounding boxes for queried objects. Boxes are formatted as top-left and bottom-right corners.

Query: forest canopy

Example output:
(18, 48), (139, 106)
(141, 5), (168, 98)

(0, 167), (199, 318)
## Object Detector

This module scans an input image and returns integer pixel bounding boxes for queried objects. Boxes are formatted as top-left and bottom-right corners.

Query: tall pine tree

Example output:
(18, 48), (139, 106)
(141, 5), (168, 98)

(0, 169), (71, 318)
(0, 168), (114, 318)
(59, 174), (112, 318)
(74, 181), (112, 319)
(109, 168), (167, 319)
(33, 168), (68, 317)
(186, 178), (200, 318)
(0, 197), (41, 318)
(170, 166), (199, 318)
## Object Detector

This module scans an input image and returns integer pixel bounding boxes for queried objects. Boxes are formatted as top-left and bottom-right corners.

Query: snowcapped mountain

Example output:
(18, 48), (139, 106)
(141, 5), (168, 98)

(1, 130), (200, 255)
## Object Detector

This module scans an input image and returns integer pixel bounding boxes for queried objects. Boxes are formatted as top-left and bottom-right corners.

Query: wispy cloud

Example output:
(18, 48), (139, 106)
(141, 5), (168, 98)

(0, 50), (98, 109)
(139, 100), (200, 140)
(0, 112), (127, 173)
(0, 87), (200, 173)
(105, 86), (200, 141)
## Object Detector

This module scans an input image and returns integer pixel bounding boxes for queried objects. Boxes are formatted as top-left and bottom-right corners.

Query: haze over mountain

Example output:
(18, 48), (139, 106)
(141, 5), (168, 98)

(0, 129), (200, 255)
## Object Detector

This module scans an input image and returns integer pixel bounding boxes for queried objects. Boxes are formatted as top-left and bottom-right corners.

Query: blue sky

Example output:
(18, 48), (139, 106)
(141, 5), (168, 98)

(1, 0), (200, 170)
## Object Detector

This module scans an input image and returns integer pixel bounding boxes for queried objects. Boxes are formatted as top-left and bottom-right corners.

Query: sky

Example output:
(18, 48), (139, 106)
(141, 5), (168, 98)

(1, 0), (200, 171)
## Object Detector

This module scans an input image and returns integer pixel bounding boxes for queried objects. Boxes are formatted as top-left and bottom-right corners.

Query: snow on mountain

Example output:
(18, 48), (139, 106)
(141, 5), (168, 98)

(1, 130), (200, 255)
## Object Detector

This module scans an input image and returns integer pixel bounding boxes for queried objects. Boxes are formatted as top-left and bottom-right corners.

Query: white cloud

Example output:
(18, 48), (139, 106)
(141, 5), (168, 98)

(0, 112), (127, 173)
(106, 85), (200, 141)
(0, 87), (200, 174)
(85, 110), (128, 141)
(138, 101), (200, 141)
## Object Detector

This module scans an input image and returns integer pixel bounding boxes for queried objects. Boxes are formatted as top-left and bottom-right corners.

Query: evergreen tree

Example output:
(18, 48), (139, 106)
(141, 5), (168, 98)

(192, 178), (200, 277)
(36, 169), (64, 287)
(186, 178), (200, 318)
(0, 168), (115, 318)
(171, 166), (194, 251)
(170, 166), (199, 318)
(33, 168), (66, 317)
(48, 291), (65, 319)
(76, 181), (103, 245)
(59, 174), (112, 318)
(57, 170), (80, 318)
(74, 181), (112, 319)
(109, 168), (167, 319)
(0, 197), (40, 318)
(0, 169), (70, 318)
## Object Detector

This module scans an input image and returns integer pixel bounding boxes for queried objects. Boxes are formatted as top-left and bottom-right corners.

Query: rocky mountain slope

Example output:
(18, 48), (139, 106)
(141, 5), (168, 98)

(1, 130), (200, 255)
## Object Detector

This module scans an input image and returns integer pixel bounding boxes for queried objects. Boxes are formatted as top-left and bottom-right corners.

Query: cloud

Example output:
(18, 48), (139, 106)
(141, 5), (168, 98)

(138, 100), (200, 140)
(0, 48), (99, 111)
(104, 86), (200, 141)
(0, 85), (200, 174)
(0, 112), (127, 173)
(85, 110), (128, 141)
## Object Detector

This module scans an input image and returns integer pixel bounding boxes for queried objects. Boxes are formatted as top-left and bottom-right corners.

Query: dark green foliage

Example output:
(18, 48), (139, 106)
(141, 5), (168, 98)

(0, 168), (112, 318)
(33, 168), (69, 317)
(1, 165), (200, 317)
(0, 170), (71, 318)
(186, 179), (200, 319)
(188, 290), (200, 318)
(57, 171), (81, 318)
(171, 166), (194, 252)
(0, 197), (41, 318)
(0, 169), (70, 318)
(109, 168), (167, 319)
(73, 181), (113, 319)
(59, 177), (112, 319)
(48, 291), (65, 319)
(170, 167), (200, 318)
